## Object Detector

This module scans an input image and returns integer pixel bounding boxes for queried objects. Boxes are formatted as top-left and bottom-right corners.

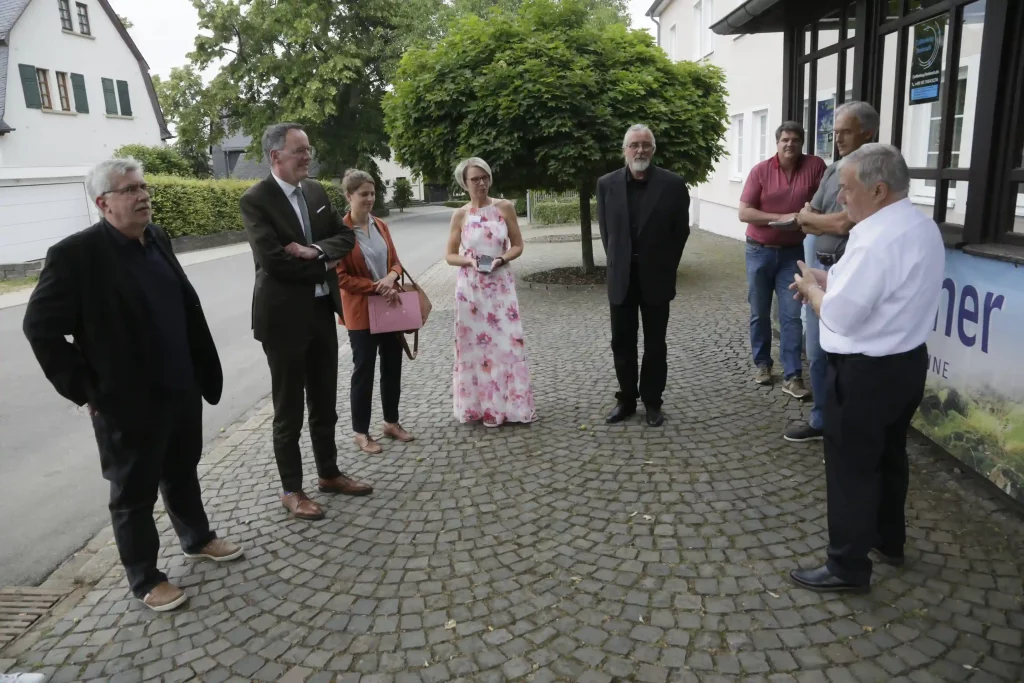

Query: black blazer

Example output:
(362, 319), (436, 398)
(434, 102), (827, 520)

(597, 165), (690, 306)
(22, 222), (223, 428)
(240, 176), (356, 344)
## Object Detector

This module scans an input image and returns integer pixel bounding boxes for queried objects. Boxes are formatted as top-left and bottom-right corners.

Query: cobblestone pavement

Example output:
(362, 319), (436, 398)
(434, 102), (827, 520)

(2, 229), (1022, 683)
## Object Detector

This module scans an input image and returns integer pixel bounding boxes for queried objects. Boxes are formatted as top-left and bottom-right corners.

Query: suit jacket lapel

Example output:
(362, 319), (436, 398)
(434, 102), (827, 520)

(612, 171), (630, 235)
(264, 176), (305, 242)
(637, 166), (665, 235)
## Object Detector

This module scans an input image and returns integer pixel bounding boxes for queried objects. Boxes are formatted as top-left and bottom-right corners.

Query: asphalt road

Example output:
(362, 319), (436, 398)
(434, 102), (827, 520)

(0, 206), (453, 587)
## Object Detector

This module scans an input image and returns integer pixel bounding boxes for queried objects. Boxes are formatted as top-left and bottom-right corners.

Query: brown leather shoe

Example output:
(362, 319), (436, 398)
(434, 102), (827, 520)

(142, 582), (188, 612)
(353, 433), (383, 454)
(383, 422), (414, 442)
(318, 474), (373, 496)
(281, 491), (325, 520)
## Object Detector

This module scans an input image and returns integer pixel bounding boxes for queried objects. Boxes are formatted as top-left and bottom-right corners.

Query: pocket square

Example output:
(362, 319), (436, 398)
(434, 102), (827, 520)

(317, 205), (327, 214)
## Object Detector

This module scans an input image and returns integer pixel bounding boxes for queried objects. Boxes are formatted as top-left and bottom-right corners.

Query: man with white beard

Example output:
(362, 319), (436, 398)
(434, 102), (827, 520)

(596, 124), (690, 427)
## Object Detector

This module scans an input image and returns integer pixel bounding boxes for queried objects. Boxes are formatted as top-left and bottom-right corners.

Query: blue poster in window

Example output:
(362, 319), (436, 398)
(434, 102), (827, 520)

(816, 99), (834, 160)
(910, 17), (946, 105)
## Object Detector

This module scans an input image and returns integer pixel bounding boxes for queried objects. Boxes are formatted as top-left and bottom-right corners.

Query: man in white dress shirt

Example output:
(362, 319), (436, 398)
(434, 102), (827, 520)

(789, 144), (945, 592)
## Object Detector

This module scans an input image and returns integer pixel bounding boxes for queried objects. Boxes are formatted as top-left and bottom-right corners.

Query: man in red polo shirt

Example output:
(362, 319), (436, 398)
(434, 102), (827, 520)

(738, 121), (825, 398)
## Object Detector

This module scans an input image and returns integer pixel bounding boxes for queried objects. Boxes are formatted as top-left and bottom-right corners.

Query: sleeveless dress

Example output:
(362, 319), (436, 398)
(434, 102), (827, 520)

(453, 202), (537, 426)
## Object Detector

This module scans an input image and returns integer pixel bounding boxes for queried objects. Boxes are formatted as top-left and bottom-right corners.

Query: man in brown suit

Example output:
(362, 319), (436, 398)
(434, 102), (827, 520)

(241, 122), (372, 521)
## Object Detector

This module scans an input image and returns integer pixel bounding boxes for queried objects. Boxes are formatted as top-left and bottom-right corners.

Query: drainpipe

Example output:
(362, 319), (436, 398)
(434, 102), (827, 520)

(651, 15), (661, 46)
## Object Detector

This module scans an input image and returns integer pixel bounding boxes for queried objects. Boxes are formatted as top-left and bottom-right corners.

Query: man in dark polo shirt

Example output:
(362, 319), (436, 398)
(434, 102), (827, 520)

(785, 102), (879, 443)
(738, 121), (826, 399)
(24, 159), (243, 613)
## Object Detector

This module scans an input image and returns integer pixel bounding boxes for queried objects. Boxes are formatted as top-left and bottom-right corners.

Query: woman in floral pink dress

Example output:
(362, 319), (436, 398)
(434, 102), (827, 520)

(445, 157), (537, 427)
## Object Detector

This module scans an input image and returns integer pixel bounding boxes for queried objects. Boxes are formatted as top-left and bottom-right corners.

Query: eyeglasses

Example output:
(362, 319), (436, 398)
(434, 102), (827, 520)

(627, 142), (654, 151)
(467, 176), (490, 185)
(102, 182), (149, 197)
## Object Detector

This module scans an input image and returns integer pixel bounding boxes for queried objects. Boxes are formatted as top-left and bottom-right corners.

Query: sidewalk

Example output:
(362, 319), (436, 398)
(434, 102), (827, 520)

(2, 228), (1022, 683)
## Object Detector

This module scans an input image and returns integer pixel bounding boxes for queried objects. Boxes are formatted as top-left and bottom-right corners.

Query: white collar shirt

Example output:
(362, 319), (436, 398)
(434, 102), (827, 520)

(819, 198), (946, 356)
(272, 173), (329, 297)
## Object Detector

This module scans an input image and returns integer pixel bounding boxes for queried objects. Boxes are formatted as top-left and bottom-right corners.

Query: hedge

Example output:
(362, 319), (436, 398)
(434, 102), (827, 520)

(443, 198), (525, 215)
(532, 200), (598, 225)
(147, 175), (349, 239)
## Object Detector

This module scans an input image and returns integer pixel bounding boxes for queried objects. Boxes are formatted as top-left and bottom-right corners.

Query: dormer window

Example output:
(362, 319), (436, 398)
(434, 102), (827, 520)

(58, 0), (73, 31)
(76, 2), (90, 35)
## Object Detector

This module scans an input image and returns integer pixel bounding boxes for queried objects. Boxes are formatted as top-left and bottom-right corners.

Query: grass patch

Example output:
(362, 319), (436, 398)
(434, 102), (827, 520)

(0, 273), (38, 294)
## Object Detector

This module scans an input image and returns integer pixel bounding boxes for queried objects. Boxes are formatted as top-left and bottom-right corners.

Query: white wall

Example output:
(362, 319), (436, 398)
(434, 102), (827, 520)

(375, 155), (423, 202)
(656, 0), (784, 240)
(0, 0), (164, 175)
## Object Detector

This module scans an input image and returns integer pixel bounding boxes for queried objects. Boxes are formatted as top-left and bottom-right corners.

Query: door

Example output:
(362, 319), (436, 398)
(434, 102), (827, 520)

(0, 182), (92, 263)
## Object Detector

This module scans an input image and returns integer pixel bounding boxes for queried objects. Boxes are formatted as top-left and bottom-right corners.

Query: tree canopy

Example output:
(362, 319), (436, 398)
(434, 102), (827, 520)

(384, 0), (728, 268)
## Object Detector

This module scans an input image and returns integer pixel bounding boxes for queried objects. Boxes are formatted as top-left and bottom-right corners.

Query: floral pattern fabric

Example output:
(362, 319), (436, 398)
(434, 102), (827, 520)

(453, 202), (537, 425)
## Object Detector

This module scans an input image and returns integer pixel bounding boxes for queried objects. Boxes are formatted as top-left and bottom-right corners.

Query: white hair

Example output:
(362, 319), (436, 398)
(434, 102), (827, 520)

(454, 157), (492, 191)
(86, 158), (143, 200)
(622, 124), (656, 150)
(840, 143), (910, 195)
(835, 100), (880, 134)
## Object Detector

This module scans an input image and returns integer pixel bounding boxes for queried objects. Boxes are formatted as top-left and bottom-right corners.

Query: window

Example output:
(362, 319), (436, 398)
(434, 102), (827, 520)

(731, 114), (745, 177)
(70, 73), (88, 113)
(667, 24), (677, 61)
(924, 69), (968, 187)
(58, 0), (73, 31)
(36, 69), (53, 109)
(754, 110), (770, 162)
(101, 78), (133, 116)
(76, 2), (90, 35)
(56, 72), (71, 111)
(693, 0), (714, 59)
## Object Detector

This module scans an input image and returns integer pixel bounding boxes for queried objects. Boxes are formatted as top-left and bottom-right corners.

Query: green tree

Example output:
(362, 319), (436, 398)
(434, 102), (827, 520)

(185, 0), (402, 179)
(113, 144), (194, 177)
(116, 13), (133, 29)
(393, 178), (414, 212)
(385, 0), (728, 271)
(152, 68), (224, 156)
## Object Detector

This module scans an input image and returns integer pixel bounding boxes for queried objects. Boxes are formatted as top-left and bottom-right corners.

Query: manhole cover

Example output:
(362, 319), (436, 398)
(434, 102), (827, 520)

(0, 587), (69, 648)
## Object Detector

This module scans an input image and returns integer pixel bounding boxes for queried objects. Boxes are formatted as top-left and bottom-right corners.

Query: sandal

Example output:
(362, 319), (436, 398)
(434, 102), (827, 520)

(353, 433), (382, 454)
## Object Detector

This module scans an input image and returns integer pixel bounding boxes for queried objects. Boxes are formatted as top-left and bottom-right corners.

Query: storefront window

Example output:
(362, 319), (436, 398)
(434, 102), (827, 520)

(878, 32), (898, 144)
(885, 0), (901, 22)
(845, 2), (857, 38)
(814, 53), (839, 161)
(818, 10), (840, 49)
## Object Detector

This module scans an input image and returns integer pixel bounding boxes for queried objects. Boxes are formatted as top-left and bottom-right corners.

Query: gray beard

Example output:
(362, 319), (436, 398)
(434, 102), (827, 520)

(629, 159), (650, 173)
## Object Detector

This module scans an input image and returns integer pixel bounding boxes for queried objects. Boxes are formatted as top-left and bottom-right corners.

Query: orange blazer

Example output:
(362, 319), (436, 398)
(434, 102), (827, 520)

(335, 213), (404, 331)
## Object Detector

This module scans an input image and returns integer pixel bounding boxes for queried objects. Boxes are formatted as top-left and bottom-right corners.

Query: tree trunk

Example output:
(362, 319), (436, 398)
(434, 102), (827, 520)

(579, 183), (595, 274)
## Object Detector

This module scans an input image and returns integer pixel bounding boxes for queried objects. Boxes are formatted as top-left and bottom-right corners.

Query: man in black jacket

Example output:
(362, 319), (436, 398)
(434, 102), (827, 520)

(241, 123), (371, 522)
(597, 124), (690, 427)
(23, 159), (243, 612)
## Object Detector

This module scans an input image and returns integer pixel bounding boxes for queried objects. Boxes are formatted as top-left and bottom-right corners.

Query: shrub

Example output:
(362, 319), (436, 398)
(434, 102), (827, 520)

(114, 144), (193, 177)
(532, 200), (598, 225)
(148, 175), (349, 239)
(513, 197), (527, 217)
(393, 178), (414, 212)
(444, 200), (465, 208)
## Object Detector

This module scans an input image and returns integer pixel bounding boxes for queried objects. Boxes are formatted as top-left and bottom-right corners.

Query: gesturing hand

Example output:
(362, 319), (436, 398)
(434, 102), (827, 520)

(373, 271), (398, 295)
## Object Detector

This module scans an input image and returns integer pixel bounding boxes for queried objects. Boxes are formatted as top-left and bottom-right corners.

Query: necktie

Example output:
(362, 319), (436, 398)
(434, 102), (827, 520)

(293, 186), (313, 245)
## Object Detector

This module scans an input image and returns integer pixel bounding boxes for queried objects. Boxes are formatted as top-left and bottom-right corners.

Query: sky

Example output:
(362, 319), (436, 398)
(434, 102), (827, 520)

(107, 0), (658, 81)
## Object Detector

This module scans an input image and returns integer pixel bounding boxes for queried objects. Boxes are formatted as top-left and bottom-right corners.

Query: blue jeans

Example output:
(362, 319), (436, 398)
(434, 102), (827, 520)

(745, 242), (804, 380)
(804, 235), (829, 429)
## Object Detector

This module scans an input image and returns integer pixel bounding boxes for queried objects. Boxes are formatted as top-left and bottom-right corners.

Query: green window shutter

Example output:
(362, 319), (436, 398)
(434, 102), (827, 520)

(101, 78), (117, 114)
(116, 80), (132, 116)
(19, 64), (41, 109)
(70, 73), (89, 113)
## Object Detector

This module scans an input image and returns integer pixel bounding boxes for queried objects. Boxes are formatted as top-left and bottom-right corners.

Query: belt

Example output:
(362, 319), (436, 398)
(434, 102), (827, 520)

(746, 237), (797, 249)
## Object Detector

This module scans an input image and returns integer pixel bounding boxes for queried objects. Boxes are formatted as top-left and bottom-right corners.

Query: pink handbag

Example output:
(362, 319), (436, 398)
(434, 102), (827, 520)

(368, 291), (424, 335)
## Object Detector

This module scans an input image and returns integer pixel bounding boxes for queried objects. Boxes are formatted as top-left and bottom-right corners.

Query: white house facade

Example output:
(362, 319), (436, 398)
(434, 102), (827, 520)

(0, 0), (169, 263)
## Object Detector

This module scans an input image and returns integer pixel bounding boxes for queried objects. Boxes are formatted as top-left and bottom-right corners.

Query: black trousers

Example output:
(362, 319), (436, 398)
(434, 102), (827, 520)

(609, 266), (671, 410)
(348, 329), (403, 434)
(824, 344), (928, 584)
(262, 297), (341, 493)
(92, 387), (214, 598)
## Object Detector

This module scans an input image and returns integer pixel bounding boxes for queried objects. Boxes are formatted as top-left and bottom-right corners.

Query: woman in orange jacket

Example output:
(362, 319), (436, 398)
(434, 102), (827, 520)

(335, 169), (414, 454)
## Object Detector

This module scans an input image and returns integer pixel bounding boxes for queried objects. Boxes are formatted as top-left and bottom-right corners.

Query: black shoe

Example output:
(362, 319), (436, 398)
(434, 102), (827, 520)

(606, 403), (637, 424)
(784, 424), (824, 442)
(788, 565), (870, 593)
(645, 407), (664, 427)
(871, 548), (905, 567)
